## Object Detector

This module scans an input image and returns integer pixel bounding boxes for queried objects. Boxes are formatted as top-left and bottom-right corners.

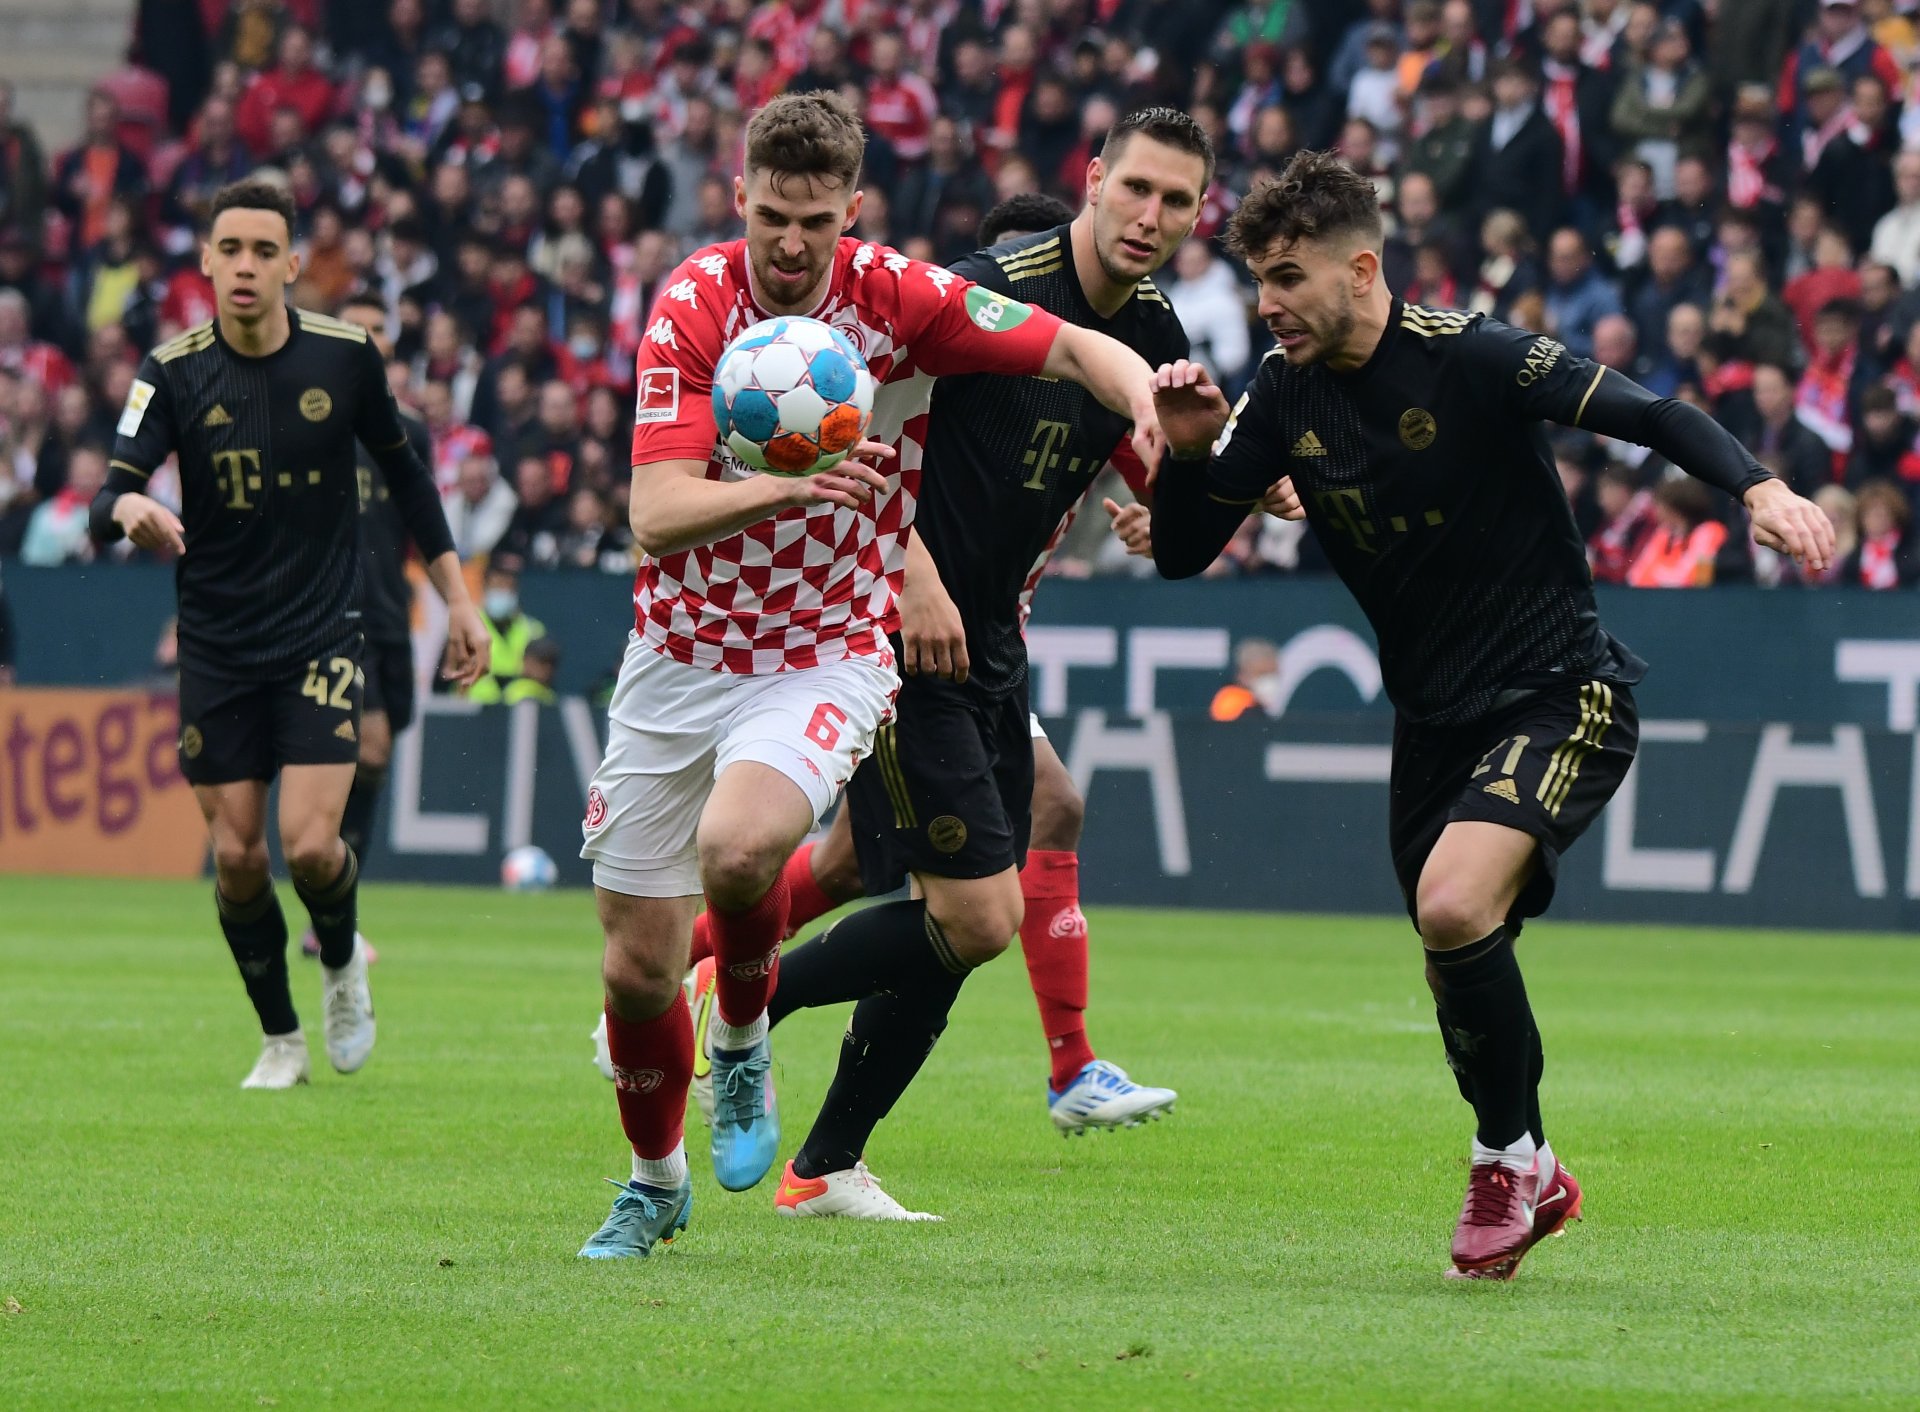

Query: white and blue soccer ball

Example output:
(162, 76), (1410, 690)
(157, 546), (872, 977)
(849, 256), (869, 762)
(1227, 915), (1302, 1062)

(712, 316), (875, 476)
(500, 845), (558, 892)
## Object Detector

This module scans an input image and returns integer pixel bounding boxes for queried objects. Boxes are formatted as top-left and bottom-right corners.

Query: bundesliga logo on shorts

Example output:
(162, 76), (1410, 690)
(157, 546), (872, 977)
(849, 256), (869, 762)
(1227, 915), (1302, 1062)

(584, 786), (608, 830)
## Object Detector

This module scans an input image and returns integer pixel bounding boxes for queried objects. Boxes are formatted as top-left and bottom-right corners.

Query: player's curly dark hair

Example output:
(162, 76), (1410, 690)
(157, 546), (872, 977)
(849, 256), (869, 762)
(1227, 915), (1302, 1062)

(745, 92), (865, 194)
(1224, 149), (1383, 261)
(207, 177), (298, 239)
(1100, 106), (1216, 186)
(979, 193), (1075, 247)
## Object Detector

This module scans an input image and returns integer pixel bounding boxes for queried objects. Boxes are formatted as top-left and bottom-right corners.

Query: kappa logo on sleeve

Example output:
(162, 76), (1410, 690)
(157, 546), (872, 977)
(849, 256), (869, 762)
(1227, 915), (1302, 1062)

(118, 379), (156, 437)
(634, 368), (680, 424)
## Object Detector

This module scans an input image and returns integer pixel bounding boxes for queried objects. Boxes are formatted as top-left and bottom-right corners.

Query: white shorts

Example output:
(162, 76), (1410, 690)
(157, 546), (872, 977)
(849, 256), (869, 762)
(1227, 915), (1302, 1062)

(1029, 711), (1047, 741)
(582, 634), (899, 897)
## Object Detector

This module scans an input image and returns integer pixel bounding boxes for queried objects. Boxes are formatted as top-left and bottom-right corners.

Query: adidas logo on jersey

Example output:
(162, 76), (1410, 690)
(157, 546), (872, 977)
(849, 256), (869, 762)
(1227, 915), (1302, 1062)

(1482, 778), (1520, 804)
(1293, 431), (1328, 457)
(204, 404), (232, 427)
(334, 721), (357, 742)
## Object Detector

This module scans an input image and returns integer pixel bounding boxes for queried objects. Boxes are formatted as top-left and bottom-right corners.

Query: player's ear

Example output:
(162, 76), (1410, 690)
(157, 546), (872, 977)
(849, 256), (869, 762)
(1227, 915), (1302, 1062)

(199, 240), (212, 279)
(1084, 155), (1105, 208)
(1351, 245), (1381, 298)
(733, 174), (747, 219)
(285, 246), (301, 285)
(842, 189), (863, 233)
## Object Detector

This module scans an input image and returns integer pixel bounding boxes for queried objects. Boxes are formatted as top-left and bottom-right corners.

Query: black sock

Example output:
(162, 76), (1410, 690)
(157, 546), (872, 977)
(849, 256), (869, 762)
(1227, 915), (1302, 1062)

(1434, 1006), (1476, 1106)
(294, 846), (359, 969)
(218, 883), (297, 1035)
(768, 899), (969, 1027)
(1527, 1023), (1546, 1148)
(1424, 926), (1534, 1150)
(338, 765), (386, 861)
(793, 978), (967, 1179)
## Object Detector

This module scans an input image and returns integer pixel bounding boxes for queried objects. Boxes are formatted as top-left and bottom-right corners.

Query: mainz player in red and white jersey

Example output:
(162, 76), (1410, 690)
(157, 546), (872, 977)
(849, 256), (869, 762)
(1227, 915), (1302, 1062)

(576, 92), (1164, 1258)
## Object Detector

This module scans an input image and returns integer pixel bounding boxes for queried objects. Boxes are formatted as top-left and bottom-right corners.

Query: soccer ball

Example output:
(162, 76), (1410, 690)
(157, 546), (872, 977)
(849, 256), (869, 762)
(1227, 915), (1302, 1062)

(500, 845), (558, 892)
(712, 316), (875, 475)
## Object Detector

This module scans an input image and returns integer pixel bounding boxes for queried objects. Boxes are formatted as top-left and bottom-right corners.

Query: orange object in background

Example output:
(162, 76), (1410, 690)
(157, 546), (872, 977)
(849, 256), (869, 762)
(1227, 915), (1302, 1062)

(0, 689), (204, 878)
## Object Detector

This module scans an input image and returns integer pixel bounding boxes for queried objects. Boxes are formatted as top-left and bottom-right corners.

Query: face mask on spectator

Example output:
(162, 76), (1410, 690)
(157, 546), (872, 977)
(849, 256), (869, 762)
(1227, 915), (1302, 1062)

(484, 588), (519, 620)
(569, 333), (600, 359)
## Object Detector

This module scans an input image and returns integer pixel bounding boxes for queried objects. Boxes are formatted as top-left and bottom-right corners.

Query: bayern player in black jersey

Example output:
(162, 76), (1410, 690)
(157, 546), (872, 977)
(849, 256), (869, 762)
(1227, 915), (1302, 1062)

(1149, 151), (1832, 1280)
(741, 110), (1208, 1219)
(90, 180), (490, 1090)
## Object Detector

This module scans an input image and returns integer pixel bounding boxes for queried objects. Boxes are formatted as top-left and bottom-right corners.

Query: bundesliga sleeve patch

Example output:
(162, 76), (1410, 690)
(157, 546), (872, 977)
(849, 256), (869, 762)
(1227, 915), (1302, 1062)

(634, 368), (680, 424)
(118, 379), (156, 437)
(964, 286), (1033, 333)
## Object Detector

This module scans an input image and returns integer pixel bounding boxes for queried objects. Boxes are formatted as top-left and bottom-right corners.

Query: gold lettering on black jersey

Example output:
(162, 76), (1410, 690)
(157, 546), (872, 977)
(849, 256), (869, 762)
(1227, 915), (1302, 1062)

(1515, 336), (1565, 387)
(211, 448), (263, 511)
(1292, 430), (1328, 458)
(1021, 419), (1074, 490)
(203, 403), (232, 428)
(1399, 408), (1437, 450)
(300, 388), (333, 422)
(1314, 488), (1378, 554)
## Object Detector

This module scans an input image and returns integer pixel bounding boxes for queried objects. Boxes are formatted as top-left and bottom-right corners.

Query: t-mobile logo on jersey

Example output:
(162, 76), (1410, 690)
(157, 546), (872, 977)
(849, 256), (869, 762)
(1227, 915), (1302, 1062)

(634, 368), (680, 424)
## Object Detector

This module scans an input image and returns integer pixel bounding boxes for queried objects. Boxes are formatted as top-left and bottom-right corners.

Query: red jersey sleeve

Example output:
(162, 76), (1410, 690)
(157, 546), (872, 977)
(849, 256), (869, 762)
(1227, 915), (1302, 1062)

(630, 257), (727, 466)
(1108, 436), (1152, 500)
(883, 255), (1063, 380)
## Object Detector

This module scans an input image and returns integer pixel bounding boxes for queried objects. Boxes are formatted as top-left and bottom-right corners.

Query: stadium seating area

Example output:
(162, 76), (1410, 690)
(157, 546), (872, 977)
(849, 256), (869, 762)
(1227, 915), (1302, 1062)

(1, 0), (1919, 590)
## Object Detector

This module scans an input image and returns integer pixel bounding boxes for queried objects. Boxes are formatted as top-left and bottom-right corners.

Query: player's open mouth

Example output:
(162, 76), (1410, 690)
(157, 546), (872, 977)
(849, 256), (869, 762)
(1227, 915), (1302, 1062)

(770, 265), (807, 284)
(231, 289), (257, 305)
(1121, 239), (1154, 259)
(1272, 327), (1307, 347)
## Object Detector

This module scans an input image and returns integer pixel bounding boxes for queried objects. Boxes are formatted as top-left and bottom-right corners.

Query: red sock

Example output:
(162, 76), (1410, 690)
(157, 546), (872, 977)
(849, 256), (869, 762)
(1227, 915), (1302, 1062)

(781, 842), (838, 936)
(604, 991), (694, 1160)
(1018, 849), (1096, 1091)
(705, 872), (790, 1027)
(689, 843), (835, 966)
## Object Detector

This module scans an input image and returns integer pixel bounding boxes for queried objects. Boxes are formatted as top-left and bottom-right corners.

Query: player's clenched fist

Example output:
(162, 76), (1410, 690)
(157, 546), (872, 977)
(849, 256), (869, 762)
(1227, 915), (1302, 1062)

(1103, 497), (1153, 557)
(110, 492), (185, 555)
(1151, 359), (1232, 462)
(441, 601), (492, 688)
(1261, 476), (1304, 521)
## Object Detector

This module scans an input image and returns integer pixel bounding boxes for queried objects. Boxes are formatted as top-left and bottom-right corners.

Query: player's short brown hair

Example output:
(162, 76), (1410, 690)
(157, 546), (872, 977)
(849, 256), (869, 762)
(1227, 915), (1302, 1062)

(744, 92), (865, 195)
(1225, 149), (1384, 261)
(1100, 106), (1216, 188)
(207, 178), (297, 241)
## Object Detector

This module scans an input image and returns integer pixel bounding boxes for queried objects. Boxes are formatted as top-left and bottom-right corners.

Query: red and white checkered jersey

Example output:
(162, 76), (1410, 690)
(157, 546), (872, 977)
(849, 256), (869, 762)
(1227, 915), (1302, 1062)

(629, 236), (1063, 673)
(1016, 435), (1153, 629)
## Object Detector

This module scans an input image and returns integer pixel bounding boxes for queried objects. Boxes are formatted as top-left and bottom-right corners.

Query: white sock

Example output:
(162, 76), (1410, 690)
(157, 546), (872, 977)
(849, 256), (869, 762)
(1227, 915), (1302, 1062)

(711, 1008), (769, 1053)
(1535, 1140), (1556, 1176)
(1472, 1133), (1538, 1174)
(632, 1142), (688, 1189)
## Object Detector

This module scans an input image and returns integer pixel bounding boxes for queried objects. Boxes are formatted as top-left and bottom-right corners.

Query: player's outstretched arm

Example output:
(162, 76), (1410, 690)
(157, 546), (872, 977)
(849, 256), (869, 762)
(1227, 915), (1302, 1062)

(1041, 325), (1165, 473)
(629, 445), (895, 558)
(1552, 365), (1837, 574)
(898, 531), (967, 682)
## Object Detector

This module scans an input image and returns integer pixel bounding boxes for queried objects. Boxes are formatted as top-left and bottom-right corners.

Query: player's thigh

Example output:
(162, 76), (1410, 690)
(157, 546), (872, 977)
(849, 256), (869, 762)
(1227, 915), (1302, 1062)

(1027, 720), (1085, 851)
(277, 762), (357, 867)
(807, 804), (865, 903)
(358, 709), (393, 771)
(177, 667), (275, 789)
(359, 640), (413, 769)
(596, 886), (701, 1018)
(845, 675), (1022, 912)
(581, 637), (728, 900)
(918, 867), (1025, 966)
(1415, 821), (1541, 947)
(697, 761), (819, 900)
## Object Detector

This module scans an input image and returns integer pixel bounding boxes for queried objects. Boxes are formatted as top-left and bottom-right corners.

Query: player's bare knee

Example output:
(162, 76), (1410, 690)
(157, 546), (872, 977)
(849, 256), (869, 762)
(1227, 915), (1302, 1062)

(929, 887), (1023, 966)
(1416, 879), (1500, 950)
(697, 832), (787, 910)
(285, 834), (343, 885)
(601, 944), (680, 1020)
(212, 840), (270, 889)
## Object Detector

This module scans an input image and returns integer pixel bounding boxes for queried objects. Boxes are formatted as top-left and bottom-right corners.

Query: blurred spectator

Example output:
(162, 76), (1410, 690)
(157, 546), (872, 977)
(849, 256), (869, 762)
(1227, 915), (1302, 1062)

(1778, 1), (1903, 142)
(433, 0), (507, 97)
(469, 633), (560, 705)
(53, 91), (146, 252)
(1797, 298), (1870, 469)
(1801, 70), (1896, 257)
(1168, 239), (1252, 392)
(1813, 481), (1862, 580)
(1611, 19), (1712, 199)
(443, 450), (516, 560)
(1628, 227), (1712, 355)
(1210, 637), (1284, 722)
(235, 25), (338, 159)
(1838, 479), (1920, 586)
(1589, 463), (1659, 584)
(1472, 60), (1564, 244)
(20, 442), (106, 565)
(0, 81), (47, 238)
(1745, 361), (1833, 497)
(1471, 209), (1542, 321)
(0, 289), (76, 401)
(1544, 228), (1622, 359)
(1537, 8), (1617, 222)
(465, 556), (546, 697)
(501, 451), (569, 566)
(1626, 477), (1729, 587)
(1711, 252), (1799, 369)
(1870, 150), (1920, 285)
(1847, 384), (1920, 486)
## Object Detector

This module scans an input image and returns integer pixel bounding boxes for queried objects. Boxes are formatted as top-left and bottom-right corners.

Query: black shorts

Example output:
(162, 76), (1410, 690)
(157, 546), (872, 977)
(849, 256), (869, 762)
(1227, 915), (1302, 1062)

(360, 638), (416, 735)
(845, 671), (1034, 895)
(1389, 678), (1638, 929)
(177, 646), (365, 786)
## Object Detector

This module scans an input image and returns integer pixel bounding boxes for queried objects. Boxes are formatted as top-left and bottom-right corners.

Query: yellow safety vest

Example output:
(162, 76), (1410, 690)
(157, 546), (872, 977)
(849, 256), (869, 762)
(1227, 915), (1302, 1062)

(483, 612), (544, 682)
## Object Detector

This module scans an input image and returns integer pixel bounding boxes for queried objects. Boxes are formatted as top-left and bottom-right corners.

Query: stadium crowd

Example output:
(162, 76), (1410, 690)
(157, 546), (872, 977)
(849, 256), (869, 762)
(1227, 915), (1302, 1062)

(1, 0), (1919, 592)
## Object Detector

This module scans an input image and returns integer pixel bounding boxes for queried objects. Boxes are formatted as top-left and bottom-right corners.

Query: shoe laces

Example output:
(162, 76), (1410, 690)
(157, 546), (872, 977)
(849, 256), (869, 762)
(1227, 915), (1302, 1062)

(1081, 1060), (1135, 1094)
(322, 964), (363, 1028)
(713, 1048), (770, 1127)
(1462, 1162), (1521, 1227)
(600, 1176), (668, 1227)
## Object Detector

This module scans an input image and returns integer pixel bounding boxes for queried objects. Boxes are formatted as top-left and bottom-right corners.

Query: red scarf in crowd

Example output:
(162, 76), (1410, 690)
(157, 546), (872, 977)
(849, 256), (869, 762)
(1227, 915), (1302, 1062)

(1542, 59), (1583, 193)
(1860, 532), (1901, 589)
(1728, 136), (1780, 209)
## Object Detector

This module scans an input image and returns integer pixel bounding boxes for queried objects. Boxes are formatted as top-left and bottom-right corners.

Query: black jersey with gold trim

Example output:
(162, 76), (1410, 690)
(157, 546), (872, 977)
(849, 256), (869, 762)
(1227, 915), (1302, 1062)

(109, 309), (428, 679)
(924, 225), (1190, 698)
(1198, 301), (1646, 725)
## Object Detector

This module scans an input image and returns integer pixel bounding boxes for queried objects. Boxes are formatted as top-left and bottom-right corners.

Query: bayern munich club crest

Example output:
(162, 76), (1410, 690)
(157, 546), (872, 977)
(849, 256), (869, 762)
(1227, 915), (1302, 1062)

(584, 786), (608, 829)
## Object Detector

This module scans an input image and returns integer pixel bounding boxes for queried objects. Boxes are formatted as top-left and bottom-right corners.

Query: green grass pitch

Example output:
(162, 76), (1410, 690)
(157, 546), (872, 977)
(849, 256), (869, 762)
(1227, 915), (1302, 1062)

(3, 876), (1918, 1410)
